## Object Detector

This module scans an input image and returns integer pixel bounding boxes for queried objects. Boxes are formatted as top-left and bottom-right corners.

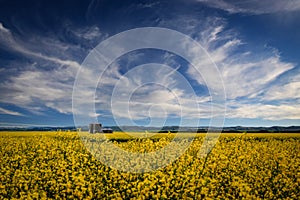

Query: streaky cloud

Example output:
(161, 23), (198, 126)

(0, 107), (24, 116)
(196, 0), (300, 14)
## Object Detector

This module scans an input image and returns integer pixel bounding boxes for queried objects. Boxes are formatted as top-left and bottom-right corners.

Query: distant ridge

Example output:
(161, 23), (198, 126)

(0, 125), (299, 133)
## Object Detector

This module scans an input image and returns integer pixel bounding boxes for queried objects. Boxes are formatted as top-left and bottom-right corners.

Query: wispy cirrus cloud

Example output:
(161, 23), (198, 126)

(72, 16), (299, 125)
(186, 21), (294, 97)
(71, 15), (300, 124)
(0, 107), (24, 116)
(197, 0), (300, 14)
(0, 22), (10, 33)
(226, 102), (300, 120)
(0, 9), (299, 125)
(0, 21), (104, 115)
(0, 67), (74, 114)
(262, 73), (300, 101)
(183, 17), (299, 121)
(0, 22), (82, 70)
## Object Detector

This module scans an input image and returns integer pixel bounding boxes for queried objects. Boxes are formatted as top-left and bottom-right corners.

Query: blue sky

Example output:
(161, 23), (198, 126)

(0, 0), (299, 127)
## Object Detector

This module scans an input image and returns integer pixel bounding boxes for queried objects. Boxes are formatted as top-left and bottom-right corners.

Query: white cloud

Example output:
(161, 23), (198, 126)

(187, 23), (295, 99)
(0, 25), (81, 70)
(0, 22), (106, 115)
(227, 102), (300, 120)
(0, 67), (75, 114)
(98, 63), (208, 120)
(184, 18), (298, 121)
(1, 15), (299, 124)
(0, 23), (10, 33)
(197, 0), (300, 14)
(263, 73), (300, 101)
(72, 55), (214, 127)
(0, 107), (23, 116)
(71, 20), (299, 124)
(68, 25), (106, 41)
(221, 56), (294, 99)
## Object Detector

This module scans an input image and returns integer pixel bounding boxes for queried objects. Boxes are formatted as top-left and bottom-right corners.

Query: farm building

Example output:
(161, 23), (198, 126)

(89, 123), (102, 133)
(102, 128), (113, 133)
(89, 123), (113, 133)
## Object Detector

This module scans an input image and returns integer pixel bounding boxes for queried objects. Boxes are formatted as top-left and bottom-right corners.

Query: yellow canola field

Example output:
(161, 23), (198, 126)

(0, 131), (299, 199)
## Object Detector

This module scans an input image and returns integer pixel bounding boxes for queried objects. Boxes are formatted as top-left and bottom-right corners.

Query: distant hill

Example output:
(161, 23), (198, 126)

(0, 126), (78, 131)
(0, 125), (299, 133)
(220, 126), (300, 133)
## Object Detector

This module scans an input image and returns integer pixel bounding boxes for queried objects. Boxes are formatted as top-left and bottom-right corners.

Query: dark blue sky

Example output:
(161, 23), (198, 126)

(0, 0), (299, 127)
